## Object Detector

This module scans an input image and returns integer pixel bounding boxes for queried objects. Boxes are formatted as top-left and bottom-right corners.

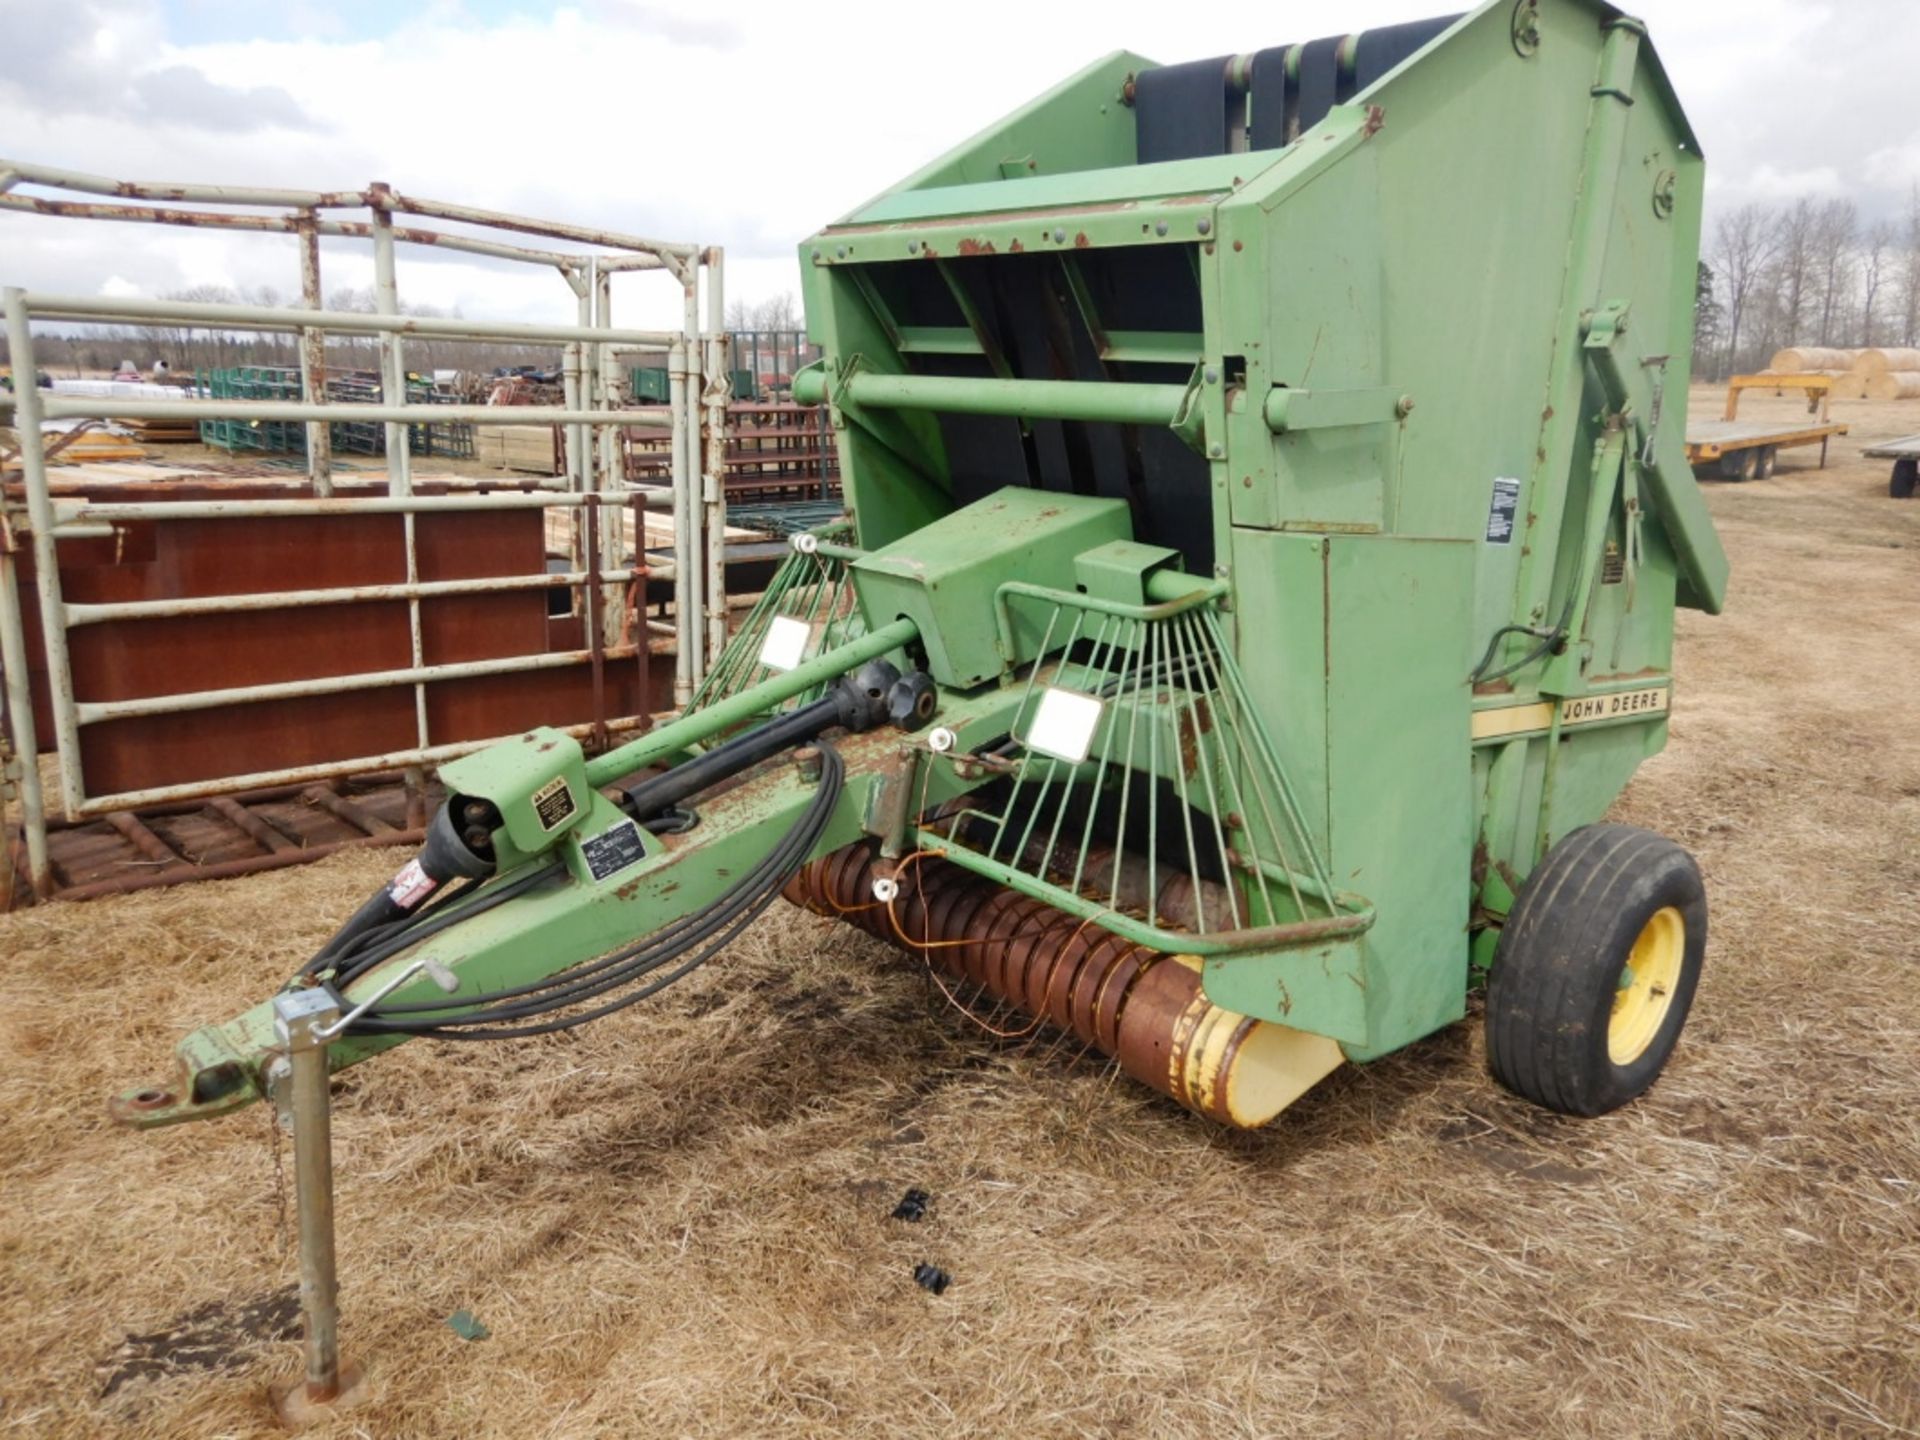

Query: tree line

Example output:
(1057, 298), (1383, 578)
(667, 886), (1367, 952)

(1696, 190), (1920, 379)
(4, 286), (561, 380)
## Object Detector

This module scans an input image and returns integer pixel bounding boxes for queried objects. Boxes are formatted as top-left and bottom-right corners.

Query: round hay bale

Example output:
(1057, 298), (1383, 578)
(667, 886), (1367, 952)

(1863, 370), (1920, 400)
(1854, 348), (1920, 378)
(1769, 347), (1862, 373)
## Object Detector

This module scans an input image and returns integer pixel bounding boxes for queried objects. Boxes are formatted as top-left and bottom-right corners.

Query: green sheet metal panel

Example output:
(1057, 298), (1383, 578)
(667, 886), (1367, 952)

(852, 487), (1131, 688)
(1210, 530), (1472, 1054)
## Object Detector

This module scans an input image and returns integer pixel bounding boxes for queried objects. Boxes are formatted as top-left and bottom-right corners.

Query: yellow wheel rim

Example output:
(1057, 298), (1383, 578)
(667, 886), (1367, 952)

(1609, 906), (1685, 1065)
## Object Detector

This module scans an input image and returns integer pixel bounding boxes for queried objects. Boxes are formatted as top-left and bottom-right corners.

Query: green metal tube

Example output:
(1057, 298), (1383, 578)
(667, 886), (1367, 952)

(917, 830), (1372, 955)
(810, 370), (1190, 428)
(582, 616), (919, 787)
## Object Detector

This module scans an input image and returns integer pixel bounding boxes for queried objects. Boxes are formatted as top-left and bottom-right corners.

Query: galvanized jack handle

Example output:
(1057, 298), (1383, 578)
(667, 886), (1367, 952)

(260, 966), (446, 1421)
(266, 962), (457, 1419)
(312, 959), (459, 1040)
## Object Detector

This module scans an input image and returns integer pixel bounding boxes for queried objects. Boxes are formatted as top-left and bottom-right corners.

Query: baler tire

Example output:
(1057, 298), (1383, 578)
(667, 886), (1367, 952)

(1753, 446), (1778, 479)
(1485, 823), (1706, 1117)
(1892, 459), (1917, 499)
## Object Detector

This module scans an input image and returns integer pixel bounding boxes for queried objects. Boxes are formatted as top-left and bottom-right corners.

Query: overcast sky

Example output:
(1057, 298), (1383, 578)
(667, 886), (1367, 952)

(2, 0), (1915, 332)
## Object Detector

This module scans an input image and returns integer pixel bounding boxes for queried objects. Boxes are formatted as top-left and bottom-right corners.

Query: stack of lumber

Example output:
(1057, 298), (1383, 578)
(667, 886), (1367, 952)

(40, 429), (149, 464)
(115, 418), (199, 442)
(541, 490), (759, 558)
(475, 422), (561, 474)
(44, 379), (199, 443)
(1768, 347), (1920, 400)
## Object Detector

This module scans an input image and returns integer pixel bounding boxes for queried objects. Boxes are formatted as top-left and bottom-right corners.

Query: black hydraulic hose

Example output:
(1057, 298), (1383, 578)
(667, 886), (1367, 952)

(360, 759), (835, 1025)
(296, 654), (923, 1035)
(377, 752), (839, 1028)
(1470, 590), (1579, 686)
(344, 743), (846, 1039)
(357, 728), (850, 1015)
(307, 803), (496, 967)
(322, 860), (564, 991)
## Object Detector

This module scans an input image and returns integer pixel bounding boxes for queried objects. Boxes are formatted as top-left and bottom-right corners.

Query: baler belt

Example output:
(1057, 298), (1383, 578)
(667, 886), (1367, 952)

(1134, 55), (1235, 164)
(1247, 46), (1295, 150)
(1293, 35), (1348, 137)
(1353, 15), (1462, 90)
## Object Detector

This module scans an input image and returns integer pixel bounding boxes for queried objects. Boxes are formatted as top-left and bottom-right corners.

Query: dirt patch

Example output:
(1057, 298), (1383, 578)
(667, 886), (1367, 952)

(98, 1289), (300, 1400)
(0, 385), (1916, 1437)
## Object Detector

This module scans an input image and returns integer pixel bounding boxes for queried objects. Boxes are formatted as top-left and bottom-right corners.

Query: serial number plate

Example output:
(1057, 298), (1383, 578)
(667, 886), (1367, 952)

(580, 820), (647, 883)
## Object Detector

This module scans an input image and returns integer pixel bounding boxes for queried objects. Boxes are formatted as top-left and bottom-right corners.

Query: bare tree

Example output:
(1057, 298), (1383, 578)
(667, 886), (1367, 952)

(1812, 199), (1858, 345)
(1902, 185), (1920, 349)
(1860, 220), (1895, 347)
(1771, 199), (1818, 347)
(1712, 203), (1777, 378)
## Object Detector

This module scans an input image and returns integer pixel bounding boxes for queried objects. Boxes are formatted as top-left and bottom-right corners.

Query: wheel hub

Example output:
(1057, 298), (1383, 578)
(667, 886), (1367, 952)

(1609, 905), (1685, 1064)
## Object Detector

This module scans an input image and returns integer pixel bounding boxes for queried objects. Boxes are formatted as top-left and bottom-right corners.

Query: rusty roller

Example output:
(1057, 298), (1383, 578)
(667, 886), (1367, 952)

(785, 844), (1344, 1128)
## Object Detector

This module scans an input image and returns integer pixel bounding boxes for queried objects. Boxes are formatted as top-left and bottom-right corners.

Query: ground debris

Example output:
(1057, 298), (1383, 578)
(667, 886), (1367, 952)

(97, 1287), (299, 1398)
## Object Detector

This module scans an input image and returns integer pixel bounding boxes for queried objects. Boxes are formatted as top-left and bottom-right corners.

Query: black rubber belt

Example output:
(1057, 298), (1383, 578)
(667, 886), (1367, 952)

(1247, 45), (1294, 151)
(1293, 34), (1347, 137)
(1353, 14), (1463, 91)
(1134, 55), (1234, 164)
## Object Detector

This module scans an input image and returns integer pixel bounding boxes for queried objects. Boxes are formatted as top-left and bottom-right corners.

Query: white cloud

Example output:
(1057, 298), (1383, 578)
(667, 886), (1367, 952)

(4, 0), (1919, 330)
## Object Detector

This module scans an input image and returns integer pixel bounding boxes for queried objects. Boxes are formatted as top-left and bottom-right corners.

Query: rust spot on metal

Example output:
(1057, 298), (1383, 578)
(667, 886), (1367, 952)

(1362, 104), (1386, 137)
(1074, 232), (1090, 248)
(1008, 238), (1024, 252)
(615, 878), (643, 901)
(956, 238), (997, 256)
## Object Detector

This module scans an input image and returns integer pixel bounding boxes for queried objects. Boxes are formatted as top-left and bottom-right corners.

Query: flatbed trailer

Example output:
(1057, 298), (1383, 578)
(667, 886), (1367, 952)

(1862, 434), (1920, 498)
(1686, 373), (1848, 480)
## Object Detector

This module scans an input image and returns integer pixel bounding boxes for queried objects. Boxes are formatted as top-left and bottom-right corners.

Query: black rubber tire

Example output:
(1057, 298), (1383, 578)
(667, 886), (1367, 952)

(1716, 449), (1755, 481)
(1485, 823), (1707, 1117)
(1753, 446), (1778, 479)
(1892, 459), (1917, 499)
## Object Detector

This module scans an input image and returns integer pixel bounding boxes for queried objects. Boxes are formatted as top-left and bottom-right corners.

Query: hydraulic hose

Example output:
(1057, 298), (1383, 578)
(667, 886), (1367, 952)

(292, 652), (933, 1037)
(343, 743), (846, 1038)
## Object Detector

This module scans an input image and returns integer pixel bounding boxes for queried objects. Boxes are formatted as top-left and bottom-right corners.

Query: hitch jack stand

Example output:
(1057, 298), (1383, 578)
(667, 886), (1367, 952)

(268, 989), (368, 1426)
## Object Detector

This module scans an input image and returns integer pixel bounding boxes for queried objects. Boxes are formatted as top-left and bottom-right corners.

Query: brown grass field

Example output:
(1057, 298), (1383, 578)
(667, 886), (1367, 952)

(1, 385), (1917, 1438)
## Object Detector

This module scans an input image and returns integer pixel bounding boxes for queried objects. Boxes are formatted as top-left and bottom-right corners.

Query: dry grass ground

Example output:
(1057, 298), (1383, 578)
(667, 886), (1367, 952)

(1, 385), (1917, 1438)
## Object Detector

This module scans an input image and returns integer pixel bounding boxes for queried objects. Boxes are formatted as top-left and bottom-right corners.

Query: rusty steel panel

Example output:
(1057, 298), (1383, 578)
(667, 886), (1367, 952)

(3, 775), (436, 905)
(11, 482), (647, 796)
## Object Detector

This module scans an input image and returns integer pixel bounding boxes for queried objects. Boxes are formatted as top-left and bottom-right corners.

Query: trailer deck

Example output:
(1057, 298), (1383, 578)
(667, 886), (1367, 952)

(1863, 433), (1920, 497)
(1686, 374), (1847, 480)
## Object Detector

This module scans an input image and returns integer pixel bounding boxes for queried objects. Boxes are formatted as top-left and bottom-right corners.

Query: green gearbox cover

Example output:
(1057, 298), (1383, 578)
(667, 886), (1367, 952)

(852, 487), (1131, 688)
(438, 726), (591, 863)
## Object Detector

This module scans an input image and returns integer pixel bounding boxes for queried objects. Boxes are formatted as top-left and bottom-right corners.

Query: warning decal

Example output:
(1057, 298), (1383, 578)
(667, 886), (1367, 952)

(1485, 476), (1521, 544)
(532, 776), (577, 832)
